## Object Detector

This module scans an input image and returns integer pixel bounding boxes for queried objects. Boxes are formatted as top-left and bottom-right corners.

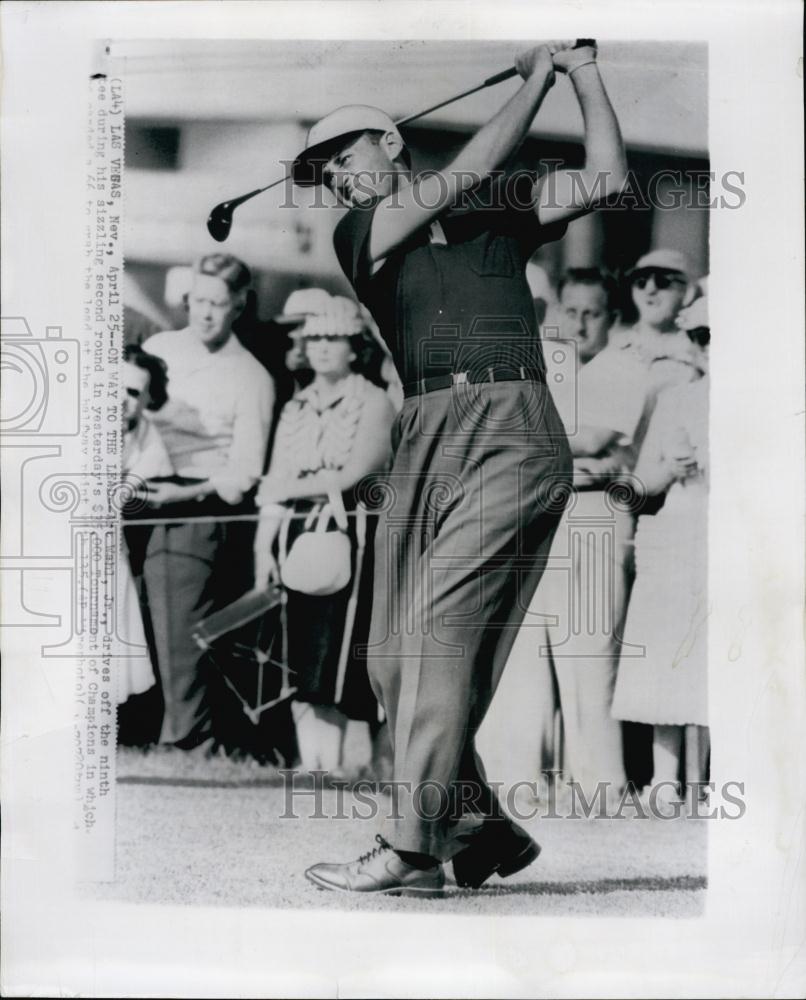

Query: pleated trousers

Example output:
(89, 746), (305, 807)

(364, 380), (571, 857)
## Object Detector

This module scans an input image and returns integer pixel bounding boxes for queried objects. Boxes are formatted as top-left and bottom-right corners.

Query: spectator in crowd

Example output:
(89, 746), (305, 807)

(610, 248), (705, 391)
(478, 266), (619, 803)
(277, 288), (327, 386)
(283, 326), (309, 376)
(612, 295), (710, 813)
(556, 251), (703, 794)
(246, 288), (402, 469)
(118, 346), (173, 734)
(236, 287), (318, 410)
(122, 344), (173, 482)
(280, 289), (404, 413)
(254, 293), (395, 778)
(556, 267), (618, 365)
(480, 253), (703, 807)
(542, 267), (619, 430)
(140, 253), (275, 752)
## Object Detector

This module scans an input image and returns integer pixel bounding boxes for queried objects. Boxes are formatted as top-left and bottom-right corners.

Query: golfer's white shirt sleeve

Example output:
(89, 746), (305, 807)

(579, 347), (648, 446)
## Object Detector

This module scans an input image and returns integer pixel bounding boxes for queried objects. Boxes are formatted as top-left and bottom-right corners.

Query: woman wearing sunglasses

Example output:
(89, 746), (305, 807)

(486, 252), (704, 810)
(613, 248), (704, 393)
(612, 294), (710, 814)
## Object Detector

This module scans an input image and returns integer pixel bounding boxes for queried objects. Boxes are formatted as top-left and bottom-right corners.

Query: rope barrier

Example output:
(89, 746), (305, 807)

(122, 510), (359, 527)
(123, 496), (381, 528)
(122, 506), (639, 542)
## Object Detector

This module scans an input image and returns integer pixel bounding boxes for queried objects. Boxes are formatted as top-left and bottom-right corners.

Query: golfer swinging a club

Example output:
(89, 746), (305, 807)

(296, 41), (626, 895)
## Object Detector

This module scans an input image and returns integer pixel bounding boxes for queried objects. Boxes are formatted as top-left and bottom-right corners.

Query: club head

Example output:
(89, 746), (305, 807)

(206, 178), (286, 242)
(207, 202), (234, 242)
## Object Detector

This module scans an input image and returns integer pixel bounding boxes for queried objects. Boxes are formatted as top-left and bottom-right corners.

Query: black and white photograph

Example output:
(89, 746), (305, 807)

(110, 36), (716, 912)
(1, 3), (804, 997)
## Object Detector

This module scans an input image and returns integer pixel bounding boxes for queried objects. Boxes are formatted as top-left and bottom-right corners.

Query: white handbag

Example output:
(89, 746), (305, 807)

(279, 487), (352, 596)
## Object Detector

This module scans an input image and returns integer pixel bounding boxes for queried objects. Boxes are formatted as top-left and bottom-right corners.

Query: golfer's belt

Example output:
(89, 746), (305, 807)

(403, 366), (545, 399)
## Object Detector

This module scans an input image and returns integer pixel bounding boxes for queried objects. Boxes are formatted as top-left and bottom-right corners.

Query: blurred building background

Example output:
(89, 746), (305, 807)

(118, 40), (708, 328)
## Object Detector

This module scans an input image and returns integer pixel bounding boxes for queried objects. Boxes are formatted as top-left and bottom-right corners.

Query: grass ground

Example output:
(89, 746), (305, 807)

(88, 748), (707, 917)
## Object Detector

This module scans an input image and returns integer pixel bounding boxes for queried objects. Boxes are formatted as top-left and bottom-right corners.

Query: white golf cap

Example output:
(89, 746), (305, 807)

(292, 105), (401, 187)
(626, 249), (694, 282)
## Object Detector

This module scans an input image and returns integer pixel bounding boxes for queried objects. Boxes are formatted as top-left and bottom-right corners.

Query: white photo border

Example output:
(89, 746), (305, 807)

(1, 2), (804, 997)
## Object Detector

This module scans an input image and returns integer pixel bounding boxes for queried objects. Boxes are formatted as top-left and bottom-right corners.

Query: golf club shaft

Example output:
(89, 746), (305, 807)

(207, 39), (596, 238)
(232, 176), (287, 207)
(395, 39), (595, 127)
(226, 68), (523, 211)
(394, 68), (519, 127)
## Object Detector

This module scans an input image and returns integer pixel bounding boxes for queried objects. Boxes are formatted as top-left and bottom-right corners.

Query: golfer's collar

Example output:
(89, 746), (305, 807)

(428, 220), (448, 245)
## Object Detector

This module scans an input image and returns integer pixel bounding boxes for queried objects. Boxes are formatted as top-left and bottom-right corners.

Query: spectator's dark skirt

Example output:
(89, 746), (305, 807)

(284, 498), (378, 723)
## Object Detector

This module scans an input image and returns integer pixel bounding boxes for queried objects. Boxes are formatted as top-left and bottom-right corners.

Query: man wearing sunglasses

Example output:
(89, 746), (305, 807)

(521, 249), (705, 807)
(624, 249), (693, 343)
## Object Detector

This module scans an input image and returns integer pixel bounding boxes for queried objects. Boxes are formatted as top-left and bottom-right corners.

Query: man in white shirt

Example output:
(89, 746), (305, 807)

(481, 253), (702, 806)
(479, 267), (621, 802)
(141, 254), (274, 750)
(542, 267), (619, 431)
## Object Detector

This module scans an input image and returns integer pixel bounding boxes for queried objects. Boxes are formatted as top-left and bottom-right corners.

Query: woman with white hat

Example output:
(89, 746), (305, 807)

(254, 293), (396, 776)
